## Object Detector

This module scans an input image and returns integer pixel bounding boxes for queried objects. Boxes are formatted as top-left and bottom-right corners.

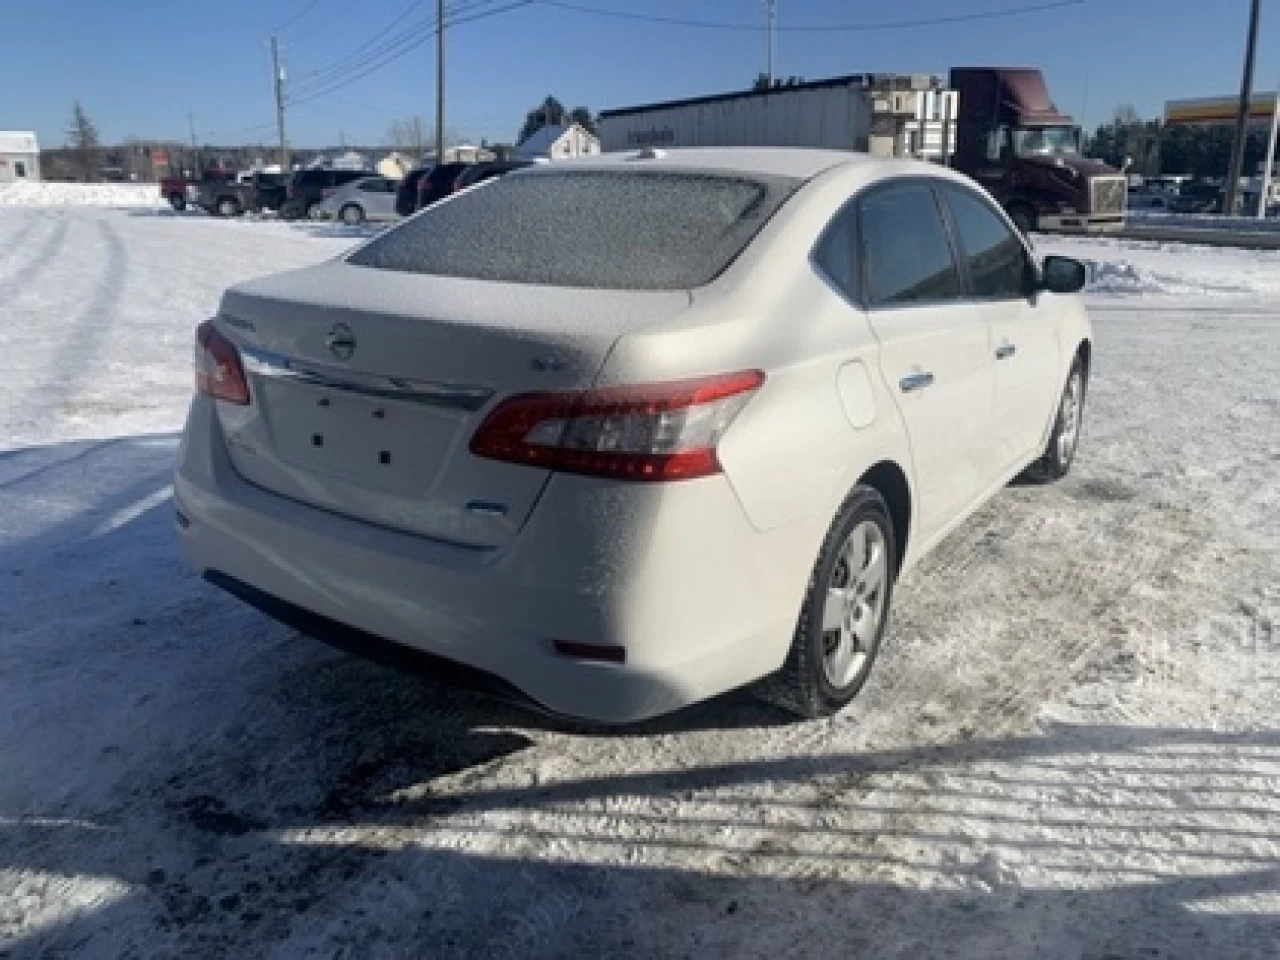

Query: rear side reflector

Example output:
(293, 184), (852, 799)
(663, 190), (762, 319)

(195, 320), (250, 405)
(470, 370), (764, 482)
(554, 640), (626, 664)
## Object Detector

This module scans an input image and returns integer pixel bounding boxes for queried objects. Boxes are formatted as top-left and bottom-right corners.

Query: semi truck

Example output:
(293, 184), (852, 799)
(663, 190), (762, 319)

(948, 68), (1124, 233)
(598, 68), (1126, 234)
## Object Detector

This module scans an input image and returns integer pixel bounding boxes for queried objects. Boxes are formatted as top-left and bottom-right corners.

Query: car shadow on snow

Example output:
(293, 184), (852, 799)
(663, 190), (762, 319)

(2, 435), (1279, 957)
(287, 220), (389, 241)
(3, 716), (1279, 957)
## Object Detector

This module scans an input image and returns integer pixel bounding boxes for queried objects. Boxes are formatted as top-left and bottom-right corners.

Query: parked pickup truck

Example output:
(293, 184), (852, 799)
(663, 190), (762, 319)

(197, 172), (288, 217)
(159, 176), (196, 211)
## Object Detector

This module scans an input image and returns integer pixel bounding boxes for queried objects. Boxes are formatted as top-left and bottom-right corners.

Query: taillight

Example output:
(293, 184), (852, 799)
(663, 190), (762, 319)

(195, 320), (250, 405)
(470, 370), (764, 481)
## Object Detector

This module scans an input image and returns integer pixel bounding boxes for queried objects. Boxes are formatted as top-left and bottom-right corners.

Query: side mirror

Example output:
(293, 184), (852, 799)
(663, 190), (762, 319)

(1039, 255), (1087, 294)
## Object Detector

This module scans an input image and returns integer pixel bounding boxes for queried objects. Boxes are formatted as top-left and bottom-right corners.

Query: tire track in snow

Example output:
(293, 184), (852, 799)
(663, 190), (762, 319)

(22, 219), (130, 419)
(0, 210), (48, 268)
(0, 213), (70, 293)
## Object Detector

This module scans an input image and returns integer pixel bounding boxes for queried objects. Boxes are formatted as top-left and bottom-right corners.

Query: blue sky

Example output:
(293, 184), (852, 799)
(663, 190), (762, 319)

(5, 0), (1280, 149)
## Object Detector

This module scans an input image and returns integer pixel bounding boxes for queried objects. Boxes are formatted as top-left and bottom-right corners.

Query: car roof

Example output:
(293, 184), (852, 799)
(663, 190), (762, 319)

(528, 147), (888, 181)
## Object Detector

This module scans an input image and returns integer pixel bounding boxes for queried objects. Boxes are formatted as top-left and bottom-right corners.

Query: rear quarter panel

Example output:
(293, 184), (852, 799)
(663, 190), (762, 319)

(598, 162), (920, 601)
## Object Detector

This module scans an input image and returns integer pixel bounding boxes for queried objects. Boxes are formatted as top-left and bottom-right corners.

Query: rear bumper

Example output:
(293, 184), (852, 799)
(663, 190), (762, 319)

(174, 397), (815, 723)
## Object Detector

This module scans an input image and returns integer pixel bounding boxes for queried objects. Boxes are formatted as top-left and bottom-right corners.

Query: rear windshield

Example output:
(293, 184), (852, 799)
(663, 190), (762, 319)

(348, 169), (800, 290)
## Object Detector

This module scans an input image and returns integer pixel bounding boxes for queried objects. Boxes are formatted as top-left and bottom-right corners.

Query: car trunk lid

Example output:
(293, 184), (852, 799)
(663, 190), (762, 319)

(213, 261), (691, 548)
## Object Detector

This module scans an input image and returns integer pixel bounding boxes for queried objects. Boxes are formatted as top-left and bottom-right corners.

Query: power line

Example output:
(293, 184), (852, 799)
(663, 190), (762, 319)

(535, 0), (1084, 32)
(289, 0), (531, 107)
(268, 0), (330, 35)
(294, 0), (424, 81)
(293, 0), (505, 88)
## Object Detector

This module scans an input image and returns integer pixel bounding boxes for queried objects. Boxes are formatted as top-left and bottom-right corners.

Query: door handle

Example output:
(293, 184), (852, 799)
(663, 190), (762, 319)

(996, 343), (1017, 360)
(899, 371), (935, 393)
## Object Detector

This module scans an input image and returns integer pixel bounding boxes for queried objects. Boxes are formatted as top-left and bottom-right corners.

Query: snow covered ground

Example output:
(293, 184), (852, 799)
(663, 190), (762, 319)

(1, 209), (1278, 958)
(0, 181), (165, 208)
(1040, 234), (1280, 300)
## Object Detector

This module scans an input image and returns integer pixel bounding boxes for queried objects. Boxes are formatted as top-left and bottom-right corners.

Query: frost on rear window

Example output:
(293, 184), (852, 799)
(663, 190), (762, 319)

(347, 170), (799, 290)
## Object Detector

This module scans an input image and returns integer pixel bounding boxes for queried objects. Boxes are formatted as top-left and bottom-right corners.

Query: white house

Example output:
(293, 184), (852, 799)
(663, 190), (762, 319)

(515, 123), (601, 160)
(0, 131), (40, 182)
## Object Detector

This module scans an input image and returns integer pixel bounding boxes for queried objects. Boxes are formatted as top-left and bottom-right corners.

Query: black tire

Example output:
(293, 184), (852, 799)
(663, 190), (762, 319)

(216, 196), (241, 218)
(1022, 356), (1086, 484)
(339, 203), (365, 225)
(761, 487), (897, 719)
(306, 201), (323, 220)
(1007, 202), (1036, 235)
(168, 194), (186, 212)
(279, 201), (303, 221)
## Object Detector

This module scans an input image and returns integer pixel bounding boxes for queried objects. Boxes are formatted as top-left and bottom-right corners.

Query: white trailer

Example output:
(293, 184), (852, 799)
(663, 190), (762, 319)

(599, 74), (957, 162)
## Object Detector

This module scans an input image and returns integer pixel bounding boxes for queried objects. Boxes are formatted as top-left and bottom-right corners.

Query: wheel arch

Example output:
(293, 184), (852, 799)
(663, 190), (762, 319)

(856, 460), (912, 577)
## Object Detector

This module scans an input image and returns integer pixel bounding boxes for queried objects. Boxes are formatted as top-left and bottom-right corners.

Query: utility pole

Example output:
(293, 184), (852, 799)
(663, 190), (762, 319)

(1224, 0), (1260, 217)
(271, 35), (290, 172)
(763, 0), (776, 85)
(1260, 83), (1280, 219)
(187, 112), (200, 177)
(435, 0), (445, 162)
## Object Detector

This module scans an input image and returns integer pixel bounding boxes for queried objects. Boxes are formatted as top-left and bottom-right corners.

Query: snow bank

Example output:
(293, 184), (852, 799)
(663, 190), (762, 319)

(1039, 234), (1280, 300)
(0, 181), (163, 208)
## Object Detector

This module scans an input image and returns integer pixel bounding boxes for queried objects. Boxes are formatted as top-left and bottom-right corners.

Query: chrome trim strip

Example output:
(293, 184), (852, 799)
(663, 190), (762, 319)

(239, 345), (493, 412)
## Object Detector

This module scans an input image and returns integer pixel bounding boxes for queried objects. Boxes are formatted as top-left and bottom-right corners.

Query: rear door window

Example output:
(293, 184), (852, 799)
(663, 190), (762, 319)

(939, 185), (1030, 299)
(857, 183), (963, 306)
(349, 169), (800, 290)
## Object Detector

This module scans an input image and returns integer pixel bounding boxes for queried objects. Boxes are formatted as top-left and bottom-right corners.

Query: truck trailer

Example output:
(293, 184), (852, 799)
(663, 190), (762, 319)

(598, 68), (1126, 234)
(599, 74), (952, 160)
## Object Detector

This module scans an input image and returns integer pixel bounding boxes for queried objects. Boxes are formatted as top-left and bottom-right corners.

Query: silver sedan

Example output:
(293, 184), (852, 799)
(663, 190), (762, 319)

(316, 176), (400, 224)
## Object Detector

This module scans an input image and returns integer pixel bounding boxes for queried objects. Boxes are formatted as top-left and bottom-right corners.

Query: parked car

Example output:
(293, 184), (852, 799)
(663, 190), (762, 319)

(197, 171), (287, 218)
(1126, 189), (1171, 212)
(317, 176), (400, 224)
(177, 148), (1091, 723)
(159, 176), (195, 211)
(280, 168), (372, 220)
(451, 159), (537, 192)
(394, 165), (433, 217)
(1170, 182), (1224, 214)
(393, 161), (474, 216)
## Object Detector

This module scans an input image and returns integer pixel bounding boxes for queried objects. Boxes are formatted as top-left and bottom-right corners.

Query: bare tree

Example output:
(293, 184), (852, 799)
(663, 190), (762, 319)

(385, 116), (429, 158)
(67, 101), (101, 182)
(1112, 104), (1140, 127)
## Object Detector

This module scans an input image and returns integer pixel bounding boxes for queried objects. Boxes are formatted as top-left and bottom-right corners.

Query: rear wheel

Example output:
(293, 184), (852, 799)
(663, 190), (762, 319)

(339, 203), (365, 225)
(762, 487), (896, 718)
(1007, 202), (1036, 235)
(168, 193), (186, 212)
(306, 201), (324, 220)
(1022, 357), (1086, 483)
(216, 197), (241, 218)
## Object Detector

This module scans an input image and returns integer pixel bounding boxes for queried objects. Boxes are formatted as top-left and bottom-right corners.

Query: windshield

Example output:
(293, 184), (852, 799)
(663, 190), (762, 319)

(1012, 126), (1078, 157)
(348, 169), (800, 290)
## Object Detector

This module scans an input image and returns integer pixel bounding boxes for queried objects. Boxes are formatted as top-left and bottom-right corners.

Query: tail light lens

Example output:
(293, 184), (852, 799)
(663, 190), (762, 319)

(195, 321), (250, 405)
(470, 370), (764, 482)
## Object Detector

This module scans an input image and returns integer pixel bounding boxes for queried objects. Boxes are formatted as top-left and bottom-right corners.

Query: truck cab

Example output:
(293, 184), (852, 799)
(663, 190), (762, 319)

(949, 68), (1126, 234)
